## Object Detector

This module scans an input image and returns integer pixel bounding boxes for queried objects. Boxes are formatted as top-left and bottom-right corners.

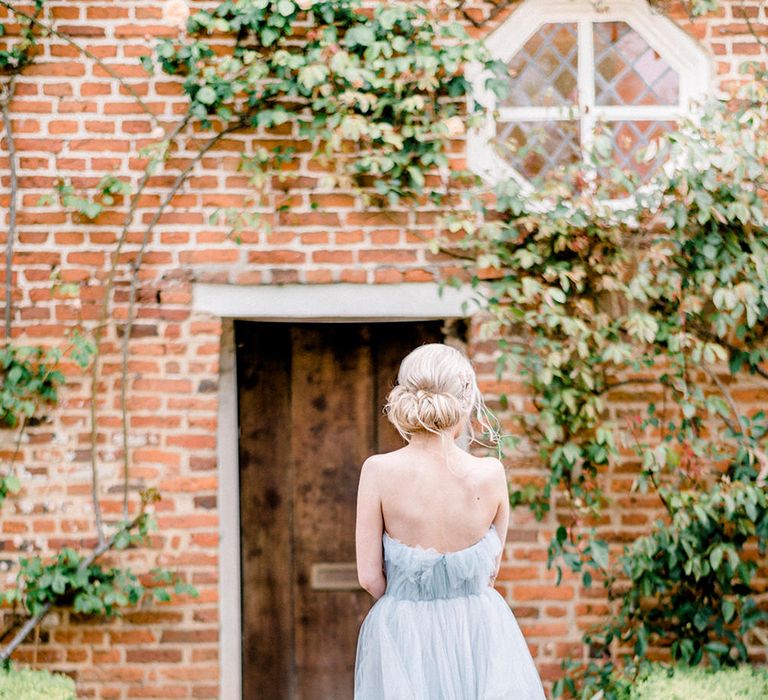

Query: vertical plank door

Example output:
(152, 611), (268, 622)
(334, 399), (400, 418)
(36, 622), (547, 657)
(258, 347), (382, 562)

(237, 320), (444, 699)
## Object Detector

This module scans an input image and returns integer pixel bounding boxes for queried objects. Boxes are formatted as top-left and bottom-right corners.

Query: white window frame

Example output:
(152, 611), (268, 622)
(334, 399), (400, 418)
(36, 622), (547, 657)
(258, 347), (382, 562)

(468, 0), (713, 188)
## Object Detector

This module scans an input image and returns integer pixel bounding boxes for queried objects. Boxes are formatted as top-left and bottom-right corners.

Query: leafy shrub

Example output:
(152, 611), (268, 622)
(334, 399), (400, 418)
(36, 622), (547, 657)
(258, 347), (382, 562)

(630, 664), (768, 700)
(459, 73), (768, 697)
(0, 667), (76, 699)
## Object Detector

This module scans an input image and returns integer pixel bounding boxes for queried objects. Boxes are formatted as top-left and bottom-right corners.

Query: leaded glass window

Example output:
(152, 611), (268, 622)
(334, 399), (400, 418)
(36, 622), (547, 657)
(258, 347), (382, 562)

(594, 22), (679, 107)
(469, 0), (711, 186)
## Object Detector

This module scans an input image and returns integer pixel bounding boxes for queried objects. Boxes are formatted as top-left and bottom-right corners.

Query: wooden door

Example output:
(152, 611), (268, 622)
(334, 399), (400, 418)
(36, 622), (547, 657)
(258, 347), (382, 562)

(236, 320), (445, 700)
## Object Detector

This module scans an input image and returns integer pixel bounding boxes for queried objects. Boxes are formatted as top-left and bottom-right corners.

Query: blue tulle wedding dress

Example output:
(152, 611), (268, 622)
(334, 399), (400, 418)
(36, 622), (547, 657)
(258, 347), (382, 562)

(354, 524), (547, 699)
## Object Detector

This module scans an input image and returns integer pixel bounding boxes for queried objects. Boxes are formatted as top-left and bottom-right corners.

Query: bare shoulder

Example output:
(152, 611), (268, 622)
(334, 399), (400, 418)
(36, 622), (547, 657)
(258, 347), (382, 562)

(363, 447), (408, 467)
(359, 448), (402, 478)
(474, 455), (507, 488)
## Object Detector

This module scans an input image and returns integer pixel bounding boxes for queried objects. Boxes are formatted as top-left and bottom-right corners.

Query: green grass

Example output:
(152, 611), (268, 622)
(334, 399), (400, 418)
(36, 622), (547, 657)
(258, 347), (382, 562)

(0, 667), (76, 699)
(631, 665), (768, 700)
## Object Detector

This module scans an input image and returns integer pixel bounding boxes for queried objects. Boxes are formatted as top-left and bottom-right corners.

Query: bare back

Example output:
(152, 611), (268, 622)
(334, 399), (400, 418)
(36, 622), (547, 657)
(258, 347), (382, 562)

(378, 447), (505, 552)
(355, 439), (510, 599)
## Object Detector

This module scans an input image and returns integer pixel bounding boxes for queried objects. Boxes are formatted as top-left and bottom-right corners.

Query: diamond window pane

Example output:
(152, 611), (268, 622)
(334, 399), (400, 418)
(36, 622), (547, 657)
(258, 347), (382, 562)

(495, 120), (581, 179)
(601, 120), (676, 180)
(594, 22), (679, 106)
(502, 23), (578, 107)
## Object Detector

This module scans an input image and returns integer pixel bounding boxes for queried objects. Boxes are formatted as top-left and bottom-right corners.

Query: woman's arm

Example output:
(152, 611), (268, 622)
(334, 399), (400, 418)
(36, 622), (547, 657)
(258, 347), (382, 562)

(490, 457), (510, 584)
(355, 456), (386, 599)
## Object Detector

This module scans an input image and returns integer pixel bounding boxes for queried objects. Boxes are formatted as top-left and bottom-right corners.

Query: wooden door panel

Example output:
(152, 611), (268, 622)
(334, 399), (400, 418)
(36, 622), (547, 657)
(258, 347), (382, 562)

(292, 324), (375, 698)
(237, 320), (445, 699)
(237, 323), (294, 699)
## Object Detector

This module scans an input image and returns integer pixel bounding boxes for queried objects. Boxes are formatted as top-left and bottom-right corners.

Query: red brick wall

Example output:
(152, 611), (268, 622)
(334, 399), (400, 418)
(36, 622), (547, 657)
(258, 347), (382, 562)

(0, 1), (765, 697)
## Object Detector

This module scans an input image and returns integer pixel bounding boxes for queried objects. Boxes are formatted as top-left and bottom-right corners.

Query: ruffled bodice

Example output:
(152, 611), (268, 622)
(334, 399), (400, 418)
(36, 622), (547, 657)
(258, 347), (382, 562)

(382, 525), (501, 601)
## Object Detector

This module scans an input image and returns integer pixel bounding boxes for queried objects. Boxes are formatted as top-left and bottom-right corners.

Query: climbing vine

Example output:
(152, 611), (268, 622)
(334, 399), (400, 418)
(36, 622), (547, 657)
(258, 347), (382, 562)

(142, 0), (507, 222)
(451, 68), (768, 697)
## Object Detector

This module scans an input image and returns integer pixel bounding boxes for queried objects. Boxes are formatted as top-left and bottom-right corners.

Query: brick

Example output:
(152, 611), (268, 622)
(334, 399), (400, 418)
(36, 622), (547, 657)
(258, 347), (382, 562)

(347, 211), (409, 226)
(248, 249), (306, 264)
(87, 7), (130, 19)
(280, 211), (340, 227)
(514, 585), (575, 601)
(70, 138), (131, 152)
(305, 268), (334, 283)
(126, 648), (182, 663)
(158, 476), (217, 492)
(25, 62), (86, 77)
(179, 250), (239, 264)
(312, 250), (353, 263)
(359, 249), (418, 263)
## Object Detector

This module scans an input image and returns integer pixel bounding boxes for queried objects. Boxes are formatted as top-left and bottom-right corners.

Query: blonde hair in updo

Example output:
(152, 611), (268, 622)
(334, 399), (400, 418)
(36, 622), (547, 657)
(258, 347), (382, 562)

(383, 343), (502, 454)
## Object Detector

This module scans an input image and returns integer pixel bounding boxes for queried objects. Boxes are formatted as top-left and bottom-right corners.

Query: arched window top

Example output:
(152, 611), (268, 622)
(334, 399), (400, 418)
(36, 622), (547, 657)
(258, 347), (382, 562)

(469, 0), (713, 185)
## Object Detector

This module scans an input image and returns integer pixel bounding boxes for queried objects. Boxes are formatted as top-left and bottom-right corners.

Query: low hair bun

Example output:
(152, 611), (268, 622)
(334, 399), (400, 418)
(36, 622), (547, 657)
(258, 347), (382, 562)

(382, 343), (501, 447)
(384, 385), (465, 436)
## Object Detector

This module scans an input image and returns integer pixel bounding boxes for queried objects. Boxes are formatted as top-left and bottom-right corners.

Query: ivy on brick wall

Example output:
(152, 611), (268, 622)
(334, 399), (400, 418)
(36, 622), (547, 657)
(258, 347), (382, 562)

(0, 0), (199, 664)
(143, 0), (508, 223)
(451, 64), (768, 698)
(0, 333), (197, 665)
(0, 0), (506, 666)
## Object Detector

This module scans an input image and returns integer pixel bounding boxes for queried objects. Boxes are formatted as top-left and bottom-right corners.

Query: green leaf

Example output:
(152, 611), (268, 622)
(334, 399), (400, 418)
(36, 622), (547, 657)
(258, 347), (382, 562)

(153, 588), (172, 602)
(344, 25), (376, 48)
(276, 0), (295, 17)
(196, 86), (217, 105)
(590, 539), (610, 571)
(722, 598), (736, 623)
(3, 474), (21, 494)
(709, 545), (723, 571)
(260, 27), (279, 46)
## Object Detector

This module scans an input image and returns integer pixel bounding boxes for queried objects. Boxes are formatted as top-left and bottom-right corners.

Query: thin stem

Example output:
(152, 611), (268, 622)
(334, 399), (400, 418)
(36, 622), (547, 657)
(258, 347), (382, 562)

(88, 115), (190, 543)
(9, 414), (27, 469)
(88, 403), (105, 546)
(119, 269), (138, 521)
(137, 120), (249, 253)
(702, 361), (768, 484)
(407, 228), (479, 262)
(0, 0), (42, 338)
(737, 1), (768, 54)
(116, 118), (246, 519)
(604, 377), (659, 391)
(627, 418), (674, 516)
(688, 320), (768, 383)
(702, 362), (745, 435)
(1, 81), (17, 339)
(0, 1), (160, 126)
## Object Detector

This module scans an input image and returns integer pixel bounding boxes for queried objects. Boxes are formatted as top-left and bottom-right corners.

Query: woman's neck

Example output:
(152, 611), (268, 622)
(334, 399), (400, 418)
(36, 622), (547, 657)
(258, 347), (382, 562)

(407, 430), (461, 452)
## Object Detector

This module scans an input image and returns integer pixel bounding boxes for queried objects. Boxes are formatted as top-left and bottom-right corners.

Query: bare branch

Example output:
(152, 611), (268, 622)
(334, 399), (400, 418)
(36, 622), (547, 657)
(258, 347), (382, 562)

(737, 0), (768, 54)
(604, 377), (659, 392)
(89, 115), (191, 542)
(0, 1), (44, 338)
(117, 119), (247, 519)
(1, 86), (17, 340)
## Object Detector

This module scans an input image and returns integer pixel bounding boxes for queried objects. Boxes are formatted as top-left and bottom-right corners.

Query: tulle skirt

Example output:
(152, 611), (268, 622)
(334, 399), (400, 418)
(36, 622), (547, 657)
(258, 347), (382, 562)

(354, 587), (546, 700)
